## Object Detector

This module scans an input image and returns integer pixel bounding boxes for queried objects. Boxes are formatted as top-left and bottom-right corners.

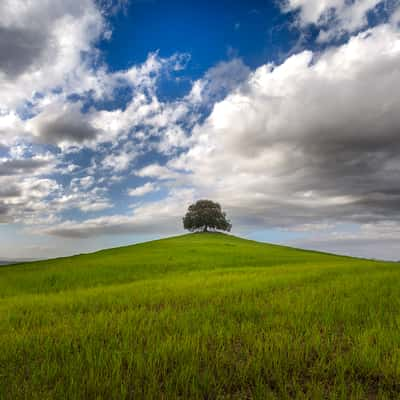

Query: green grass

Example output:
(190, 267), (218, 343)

(1, 233), (399, 399)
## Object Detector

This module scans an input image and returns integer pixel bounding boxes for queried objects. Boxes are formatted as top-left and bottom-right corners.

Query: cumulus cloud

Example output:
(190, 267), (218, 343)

(187, 58), (251, 106)
(0, 154), (54, 176)
(0, 176), (61, 224)
(282, 0), (395, 41)
(136, 163), (184, 180)
(0, 0), (173, 232)
(0, 152), (109, 223)
(27, 102), (101, 146)
(84, 52), (193, 153)
(74, 176), (95, 190)
(2, 0), (400, 260)
(102, 144), (138, 173)
(0, 111), (29, 147)
(0, 0), (106, 110)
(0, 26), (48, 78)
(128, 182), (159, 196)
(47, 174), (112, 214)
(50, 192), (112, 213)
(165, 23), (400, 232)
(35, 21), (400, 253)
(7, 51), (186, 150)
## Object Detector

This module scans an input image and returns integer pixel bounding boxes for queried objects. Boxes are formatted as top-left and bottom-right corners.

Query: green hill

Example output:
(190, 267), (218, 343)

(1, 233), (399, 399)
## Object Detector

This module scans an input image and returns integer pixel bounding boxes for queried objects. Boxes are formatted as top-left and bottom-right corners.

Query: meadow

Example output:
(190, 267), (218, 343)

(0, 233), (399, 399)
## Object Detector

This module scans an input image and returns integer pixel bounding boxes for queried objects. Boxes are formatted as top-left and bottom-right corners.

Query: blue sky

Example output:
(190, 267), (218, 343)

(101, 1), (295, 71)
(1, 0), (400, 260)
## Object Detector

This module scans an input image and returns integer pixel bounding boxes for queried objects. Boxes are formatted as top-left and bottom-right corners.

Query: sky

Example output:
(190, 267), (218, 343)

(1, 0), (400, 260)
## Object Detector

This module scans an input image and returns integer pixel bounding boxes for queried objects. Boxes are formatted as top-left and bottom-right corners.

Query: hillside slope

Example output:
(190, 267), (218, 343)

(1, 233), (399, 399)
(0, 233), (350, 298)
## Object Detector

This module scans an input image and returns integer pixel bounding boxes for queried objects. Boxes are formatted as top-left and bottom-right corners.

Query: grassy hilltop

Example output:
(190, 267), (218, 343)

(1, 233), (399, 399)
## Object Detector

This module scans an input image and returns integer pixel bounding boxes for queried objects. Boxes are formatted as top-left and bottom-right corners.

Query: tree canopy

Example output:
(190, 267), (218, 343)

(183, 200), (232, 232)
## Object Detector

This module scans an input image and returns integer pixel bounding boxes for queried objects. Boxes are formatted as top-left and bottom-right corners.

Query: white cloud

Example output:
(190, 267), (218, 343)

(71, 176), (95, 190)
(102, 148), (137, 173)
(53, 194), (112, 213)
(0, 0), (106, 110)
(186, 58), (250, 106)
(128, 182), (159, 197)
(0, 176), (61, 224)
(27, 102), (101, 146)
(165, 23), (400, 231)
(282, 0), (392, 41)
(0, 111), (28, 147)
(0, 153), (55, 176)
(45, 21), (400, 242)
(2, 1), (400, 261)
(136, 163), (184, 180)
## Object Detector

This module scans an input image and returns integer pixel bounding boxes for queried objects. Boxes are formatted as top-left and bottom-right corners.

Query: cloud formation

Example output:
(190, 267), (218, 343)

(0, 157), (53, 176)
(283, 0), (388, 41)
(128, 182), (159, 197)
(0, 26), (48, 78)
(0, 0), (105, 110)
(166, 22), (400, 232)
(28, 103), (101, 145)
(1, 0), (400, 259)
(29, 20), (400, 251)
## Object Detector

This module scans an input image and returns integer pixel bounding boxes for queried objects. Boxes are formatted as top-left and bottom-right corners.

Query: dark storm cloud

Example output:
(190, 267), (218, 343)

(0, 27), (47, 78)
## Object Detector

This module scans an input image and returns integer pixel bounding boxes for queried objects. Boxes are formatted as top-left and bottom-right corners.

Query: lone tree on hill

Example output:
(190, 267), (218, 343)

(183, 200), (232, 233)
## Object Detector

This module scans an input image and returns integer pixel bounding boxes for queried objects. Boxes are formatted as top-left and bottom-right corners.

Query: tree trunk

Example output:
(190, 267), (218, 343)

(203, 226), (208, 232)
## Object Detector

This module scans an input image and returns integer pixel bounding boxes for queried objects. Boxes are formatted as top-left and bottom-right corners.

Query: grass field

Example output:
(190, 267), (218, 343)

(1, 233), (399, 399)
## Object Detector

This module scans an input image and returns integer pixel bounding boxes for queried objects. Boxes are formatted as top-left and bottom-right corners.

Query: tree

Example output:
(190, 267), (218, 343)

(183, 200), (232, 233)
